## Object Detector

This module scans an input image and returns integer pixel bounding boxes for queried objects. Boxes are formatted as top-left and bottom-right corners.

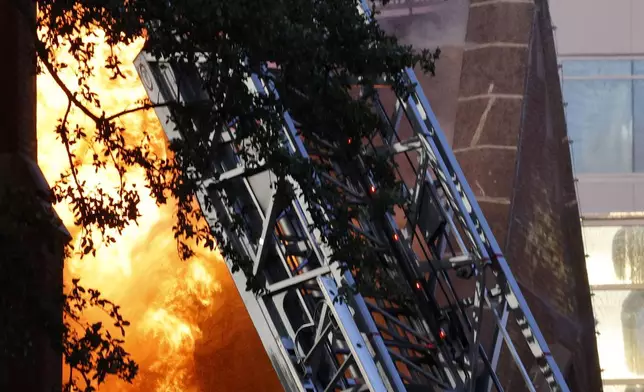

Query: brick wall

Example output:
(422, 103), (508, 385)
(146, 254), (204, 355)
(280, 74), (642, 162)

(453, 0), (601, 390)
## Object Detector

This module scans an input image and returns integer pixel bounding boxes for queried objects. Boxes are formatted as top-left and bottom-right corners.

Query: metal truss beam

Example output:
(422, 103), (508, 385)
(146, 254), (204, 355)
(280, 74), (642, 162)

(134, 3), (571, 389)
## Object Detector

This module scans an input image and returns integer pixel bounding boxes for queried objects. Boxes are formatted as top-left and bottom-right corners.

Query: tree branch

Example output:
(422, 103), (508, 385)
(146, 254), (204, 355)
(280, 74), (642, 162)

(105, 102), (173, 122)
(57, 100), (91, 233)
(34, 39), (100, 123)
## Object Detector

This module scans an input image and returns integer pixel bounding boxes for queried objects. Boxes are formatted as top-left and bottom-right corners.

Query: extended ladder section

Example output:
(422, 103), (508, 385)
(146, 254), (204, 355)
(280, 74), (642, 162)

(134, 5), (570, 391)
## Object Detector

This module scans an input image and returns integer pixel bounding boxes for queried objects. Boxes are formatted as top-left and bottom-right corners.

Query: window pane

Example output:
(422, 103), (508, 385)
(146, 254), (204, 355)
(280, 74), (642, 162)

(634, 80), (644, 172)
(584, 226), (644, 285)
(633, 61), (644, 76)
(562, 60), (631, 77)
(564, 79), (633, 173)
(603, 385), (644, 392)
(593, 290), (644, 379)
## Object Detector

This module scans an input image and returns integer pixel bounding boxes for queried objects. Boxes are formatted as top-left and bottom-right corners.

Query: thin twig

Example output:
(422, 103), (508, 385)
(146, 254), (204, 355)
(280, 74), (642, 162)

(35, 40), (100, 123)
(58, 99), (91, 242)
(105, 102), (172, 122)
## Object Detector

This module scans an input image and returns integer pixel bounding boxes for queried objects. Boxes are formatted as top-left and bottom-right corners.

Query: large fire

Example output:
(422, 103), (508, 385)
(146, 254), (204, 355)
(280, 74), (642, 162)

(36, 32), (280, 391)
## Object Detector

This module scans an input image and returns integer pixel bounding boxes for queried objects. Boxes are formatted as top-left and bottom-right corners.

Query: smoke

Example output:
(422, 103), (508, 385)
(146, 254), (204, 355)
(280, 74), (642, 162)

(374, 0), (470, 147)
(376, 0), (469, 50)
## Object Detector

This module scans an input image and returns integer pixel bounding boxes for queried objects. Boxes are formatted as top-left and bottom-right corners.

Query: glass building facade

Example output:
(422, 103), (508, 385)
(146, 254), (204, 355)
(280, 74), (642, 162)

(562, 60), (644, 174)
(551, 0), (644, 389)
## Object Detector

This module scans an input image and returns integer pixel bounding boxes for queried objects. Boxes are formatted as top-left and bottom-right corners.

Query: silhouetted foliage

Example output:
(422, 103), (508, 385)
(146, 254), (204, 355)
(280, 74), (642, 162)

(11, 0), (439, 388)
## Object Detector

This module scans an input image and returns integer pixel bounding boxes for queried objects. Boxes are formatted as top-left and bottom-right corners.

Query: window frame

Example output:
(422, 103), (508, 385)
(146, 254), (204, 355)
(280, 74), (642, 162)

(583, 218), (644, 384)
(582, 218), (644, 290)
(560, 57), (644, 174)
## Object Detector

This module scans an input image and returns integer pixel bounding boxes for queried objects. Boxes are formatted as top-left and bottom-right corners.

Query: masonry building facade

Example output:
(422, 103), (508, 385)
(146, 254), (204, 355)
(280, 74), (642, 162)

(551, 0), (644, 390)
(379, 0), (602, 389)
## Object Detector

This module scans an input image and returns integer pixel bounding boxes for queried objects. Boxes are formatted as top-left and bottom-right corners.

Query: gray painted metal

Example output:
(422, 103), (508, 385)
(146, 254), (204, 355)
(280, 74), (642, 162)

(133, 3), (571, 389)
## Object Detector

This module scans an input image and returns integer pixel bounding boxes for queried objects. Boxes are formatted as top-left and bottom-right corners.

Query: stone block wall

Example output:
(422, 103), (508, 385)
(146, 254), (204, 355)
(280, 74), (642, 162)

(452, 0), (601, 390)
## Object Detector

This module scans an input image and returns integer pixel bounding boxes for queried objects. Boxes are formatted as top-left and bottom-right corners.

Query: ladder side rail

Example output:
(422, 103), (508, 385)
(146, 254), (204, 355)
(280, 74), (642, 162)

(372, 67), (543, 390)
(252, 61), (468, 390)
(348, 6), (498, 382)
(137, 54), (360, 391)
(142, 54), (460, 390)
(406, 86), (551, 391)
(255, 9), (494, 387)
(404, 69), (569, 392)
(249, 72), (411, 392)
(487, 301), (509, 392)
(216, 89), (388, 390)
(355, 2), (567, 385)
(136, 36), (447, 392)
(268, 183), (397, 391)
(380, 92), (490, 385)
(135, 53), (326, 391)
(373, 68), (553, 392)
(345, 5), (512, 386)
(145, 55), (407, 391)
(356, 81), (491, 388)
(327, 121), (467, 387)
(366, 88), (489, 386)
(370, 89), (478, 332)
(253, 63), (472, 388)
(369, 84), (517, 391)
(350, 150), (469, 387)
(136, 17), (569, 389)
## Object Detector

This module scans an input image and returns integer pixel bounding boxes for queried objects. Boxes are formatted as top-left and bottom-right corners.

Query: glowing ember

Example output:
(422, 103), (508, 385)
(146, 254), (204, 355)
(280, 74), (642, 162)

(36, 31), (223, 391)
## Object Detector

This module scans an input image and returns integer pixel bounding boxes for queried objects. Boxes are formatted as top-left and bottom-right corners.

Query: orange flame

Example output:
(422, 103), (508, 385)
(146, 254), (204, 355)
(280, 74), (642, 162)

(36, 31), (222, 391)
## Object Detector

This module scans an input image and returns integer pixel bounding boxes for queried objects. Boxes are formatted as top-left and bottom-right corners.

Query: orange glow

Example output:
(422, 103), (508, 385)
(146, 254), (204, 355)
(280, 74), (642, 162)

(37, 31), (223, 391)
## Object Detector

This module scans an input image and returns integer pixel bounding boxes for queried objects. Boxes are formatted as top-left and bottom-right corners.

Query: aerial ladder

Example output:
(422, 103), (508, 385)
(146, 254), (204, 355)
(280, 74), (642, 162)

(134, 1), (571, 391)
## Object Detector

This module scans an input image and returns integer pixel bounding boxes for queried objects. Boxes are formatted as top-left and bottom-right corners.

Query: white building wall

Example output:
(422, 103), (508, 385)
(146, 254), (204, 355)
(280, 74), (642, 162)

(551, 0), (643, 56)
(551, 0), (644, 217)
(551, 1), (644, 390)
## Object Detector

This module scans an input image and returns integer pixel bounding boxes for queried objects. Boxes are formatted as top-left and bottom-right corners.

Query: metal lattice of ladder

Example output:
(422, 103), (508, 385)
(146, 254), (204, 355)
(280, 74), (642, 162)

(133, 3), (571, 391)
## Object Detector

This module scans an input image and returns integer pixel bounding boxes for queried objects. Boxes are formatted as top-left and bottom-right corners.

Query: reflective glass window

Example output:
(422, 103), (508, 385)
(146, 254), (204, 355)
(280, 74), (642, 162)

(634, 80), (644, 171)
(584, 226), (644, 285)
(634, 61), (644, 75)
(562, 60), (631, 77)
(603, 385), (644, 392)
(593, 290), (644, 379)
(561, 59), (644, 174)
(563, 79), (633, 173)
